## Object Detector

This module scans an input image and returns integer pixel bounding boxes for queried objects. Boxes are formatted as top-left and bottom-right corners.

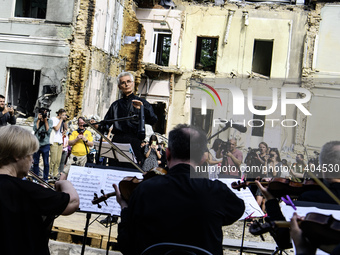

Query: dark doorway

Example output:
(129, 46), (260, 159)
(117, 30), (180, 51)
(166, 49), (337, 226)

(151, 102), (166, 134)
(251, 106), (266, 137)
(8, 68), (40, 117)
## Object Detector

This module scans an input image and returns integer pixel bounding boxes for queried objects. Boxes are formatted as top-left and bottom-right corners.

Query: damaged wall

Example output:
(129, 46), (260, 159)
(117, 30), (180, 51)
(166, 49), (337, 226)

(0, 0), (74, 117)
(303, 3), (340, 149)
(68, 0), (146, 119)
(166, 1), (309, 152)
(65, 0), (95, 118)
(120, 0), (146, 86)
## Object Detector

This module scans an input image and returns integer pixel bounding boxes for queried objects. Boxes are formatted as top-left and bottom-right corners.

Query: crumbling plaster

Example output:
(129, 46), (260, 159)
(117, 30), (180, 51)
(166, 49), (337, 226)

(161, 1), (309, 151)
(66, 0), (146, 119)
(0, 0), (73, 115)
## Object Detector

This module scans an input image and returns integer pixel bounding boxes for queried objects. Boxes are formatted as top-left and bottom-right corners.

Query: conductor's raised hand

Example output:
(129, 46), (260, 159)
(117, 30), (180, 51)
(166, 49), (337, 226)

(132, 99), (143, 109)
(113, 183), (128, 209)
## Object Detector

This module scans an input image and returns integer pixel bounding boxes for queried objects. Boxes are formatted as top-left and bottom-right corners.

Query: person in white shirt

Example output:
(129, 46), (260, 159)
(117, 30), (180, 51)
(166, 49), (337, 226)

(50, 109), (68, 179)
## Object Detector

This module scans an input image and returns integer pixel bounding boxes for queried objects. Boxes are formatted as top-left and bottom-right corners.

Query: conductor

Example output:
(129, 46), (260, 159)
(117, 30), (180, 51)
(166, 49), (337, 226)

(103, 71), (158, 165)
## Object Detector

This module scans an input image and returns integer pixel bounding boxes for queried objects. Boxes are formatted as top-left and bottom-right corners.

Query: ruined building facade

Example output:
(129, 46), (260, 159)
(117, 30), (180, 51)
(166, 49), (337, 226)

(1, 0), (339, 159)
(135, 0), (340, 159)
(0, 0), (144, 120)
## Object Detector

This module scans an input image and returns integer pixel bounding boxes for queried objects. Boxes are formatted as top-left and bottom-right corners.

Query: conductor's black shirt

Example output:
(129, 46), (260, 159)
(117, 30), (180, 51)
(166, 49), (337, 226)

(103, 93), (157, 136)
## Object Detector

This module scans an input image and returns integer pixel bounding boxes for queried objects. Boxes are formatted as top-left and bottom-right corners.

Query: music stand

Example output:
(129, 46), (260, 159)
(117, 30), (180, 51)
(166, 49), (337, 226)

(67, 165), (143, 255)
(94, 141), (137, 164)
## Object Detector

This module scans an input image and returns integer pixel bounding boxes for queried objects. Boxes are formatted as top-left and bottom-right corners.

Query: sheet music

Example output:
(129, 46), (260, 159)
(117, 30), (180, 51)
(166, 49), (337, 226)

(280, 202), (340, 221)
(219, 178), (265, 219)
(67, 165), (143, 215)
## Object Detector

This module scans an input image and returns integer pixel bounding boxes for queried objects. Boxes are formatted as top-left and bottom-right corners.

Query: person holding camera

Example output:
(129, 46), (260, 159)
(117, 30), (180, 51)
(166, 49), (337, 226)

(0, 94), (16, 127)
(219, 138), (243, 178)
(142, 134), (162, 172)
(50, 109), (68, 178)
(32, 108), (53, 181)
(61, 117), (93, 179)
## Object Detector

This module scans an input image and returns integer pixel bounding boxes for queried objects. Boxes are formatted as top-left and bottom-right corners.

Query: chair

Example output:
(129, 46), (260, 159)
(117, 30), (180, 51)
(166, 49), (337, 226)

(140, 242), (213, 255)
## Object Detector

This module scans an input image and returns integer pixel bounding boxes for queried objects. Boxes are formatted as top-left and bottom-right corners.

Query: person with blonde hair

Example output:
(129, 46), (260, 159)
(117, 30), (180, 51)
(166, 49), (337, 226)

(0, 125), (79, 255)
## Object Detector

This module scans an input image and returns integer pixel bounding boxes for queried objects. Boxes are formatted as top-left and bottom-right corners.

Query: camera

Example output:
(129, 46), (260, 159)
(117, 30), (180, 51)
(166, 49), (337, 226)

(221, 141), (232, 155)
(38, 130), (47, 140)
(77, 128), (84, 134)
(7, 102), (11, 108)
(248, 148), (260, 159)
(244, 148), (261, 166)
(39, 108), (51, 119)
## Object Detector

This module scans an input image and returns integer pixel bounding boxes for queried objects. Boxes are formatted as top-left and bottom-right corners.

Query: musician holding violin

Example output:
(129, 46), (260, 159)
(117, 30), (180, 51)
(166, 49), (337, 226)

(0, 125), (80, 255)
(254, 140), (340, 254)
(112, 124), (245, 255)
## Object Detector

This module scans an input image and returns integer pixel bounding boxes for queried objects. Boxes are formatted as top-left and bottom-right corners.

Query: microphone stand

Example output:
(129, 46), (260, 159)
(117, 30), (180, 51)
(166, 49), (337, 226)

(85, 118), (144, 173)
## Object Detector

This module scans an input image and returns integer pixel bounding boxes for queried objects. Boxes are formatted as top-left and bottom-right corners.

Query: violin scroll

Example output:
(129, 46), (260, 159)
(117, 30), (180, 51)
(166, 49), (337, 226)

(231, 180), (248, 191)
(92, 190), (116, 208)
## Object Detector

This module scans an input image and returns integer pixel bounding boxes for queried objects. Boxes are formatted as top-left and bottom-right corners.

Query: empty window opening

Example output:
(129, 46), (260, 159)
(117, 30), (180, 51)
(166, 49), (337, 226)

(191, 107), (214, 137)
(195, 37), (218, 72)
(251, 106), (266, 137)
(151, 102), (167, 134)
(15, 0), (47, 19)
(152, 31), (172, 66)
(252, 39), (273, 77)
(7, 68), (40, 117)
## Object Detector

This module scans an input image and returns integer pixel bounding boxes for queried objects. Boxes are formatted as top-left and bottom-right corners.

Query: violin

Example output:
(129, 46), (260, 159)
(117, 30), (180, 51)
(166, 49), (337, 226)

(249, 212), (340, 253)
(92, 167), (167, 207)
(231, 178), (320, 198)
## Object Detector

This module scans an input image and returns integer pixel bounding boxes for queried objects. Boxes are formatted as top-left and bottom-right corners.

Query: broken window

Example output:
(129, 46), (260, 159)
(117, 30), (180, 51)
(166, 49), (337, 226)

(191, 107), (214, 136)
(251, 106), (266, 137)
(195, 37), (218, 72)
(7, 68), (40, 117)
(15, 0), (47, 19)
(152, 30), (172, 66)
(252, 39), (273, 77)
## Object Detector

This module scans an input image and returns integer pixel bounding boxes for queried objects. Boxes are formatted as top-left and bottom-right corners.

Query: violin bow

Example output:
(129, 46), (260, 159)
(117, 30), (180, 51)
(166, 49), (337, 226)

(84, 120), (145, 174)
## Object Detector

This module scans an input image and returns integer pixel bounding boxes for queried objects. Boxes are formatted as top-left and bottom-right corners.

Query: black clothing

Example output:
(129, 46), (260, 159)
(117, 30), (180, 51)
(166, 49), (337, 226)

(103, 93), (157, 163)
(265, 199), (292, 250)
(0, 111), (16, 126)
(0, 175), (70, 255)
(299, 182), (340, 204)
(264, 182), (340, 250)
(104, 93), (157, 136)
(118, 163), (245, 255)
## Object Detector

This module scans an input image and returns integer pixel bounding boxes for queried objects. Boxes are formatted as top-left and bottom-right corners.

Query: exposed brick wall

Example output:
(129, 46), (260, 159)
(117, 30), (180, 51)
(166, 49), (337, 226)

(120, 0), (146, 89)
(65, 0), (146, 118)
(65, 0), (95, 118)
